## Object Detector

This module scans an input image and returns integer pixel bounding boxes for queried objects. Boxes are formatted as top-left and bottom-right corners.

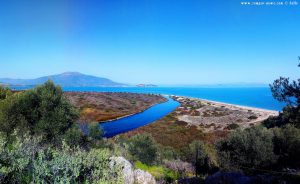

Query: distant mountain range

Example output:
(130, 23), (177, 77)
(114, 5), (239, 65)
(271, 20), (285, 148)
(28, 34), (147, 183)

(0, 72), (127, 87)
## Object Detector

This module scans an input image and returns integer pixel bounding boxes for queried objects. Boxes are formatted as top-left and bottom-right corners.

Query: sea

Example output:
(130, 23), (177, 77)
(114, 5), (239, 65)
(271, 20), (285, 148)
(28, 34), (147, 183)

(12, 86), (285, 111)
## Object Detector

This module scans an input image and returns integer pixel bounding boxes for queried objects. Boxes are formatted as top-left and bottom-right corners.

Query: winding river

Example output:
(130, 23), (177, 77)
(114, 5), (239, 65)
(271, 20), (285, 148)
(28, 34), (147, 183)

(100, 96), (180, 138)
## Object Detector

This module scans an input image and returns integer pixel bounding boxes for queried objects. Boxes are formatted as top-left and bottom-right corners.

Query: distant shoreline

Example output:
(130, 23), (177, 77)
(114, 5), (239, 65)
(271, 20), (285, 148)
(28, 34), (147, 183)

(170, 95), (279, 126)
(166, 94), (280, 113)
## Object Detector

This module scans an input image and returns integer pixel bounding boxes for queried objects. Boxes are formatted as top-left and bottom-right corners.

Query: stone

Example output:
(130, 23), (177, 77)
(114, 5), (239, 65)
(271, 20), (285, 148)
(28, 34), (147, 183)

(134, 169), (156, 184)
(110, 156), (135, 184)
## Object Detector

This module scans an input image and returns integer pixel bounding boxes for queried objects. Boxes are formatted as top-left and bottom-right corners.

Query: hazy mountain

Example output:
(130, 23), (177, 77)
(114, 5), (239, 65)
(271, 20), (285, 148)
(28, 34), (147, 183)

(0, 72), (127, 87)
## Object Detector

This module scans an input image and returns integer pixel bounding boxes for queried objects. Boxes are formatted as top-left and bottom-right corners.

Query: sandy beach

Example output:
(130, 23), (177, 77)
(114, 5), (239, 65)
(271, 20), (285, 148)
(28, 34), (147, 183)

(170, 95), (279, 132)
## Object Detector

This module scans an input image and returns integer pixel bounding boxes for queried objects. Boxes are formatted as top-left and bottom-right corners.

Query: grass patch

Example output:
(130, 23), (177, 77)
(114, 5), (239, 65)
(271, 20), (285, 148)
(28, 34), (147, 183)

(134, 161), (178, 182)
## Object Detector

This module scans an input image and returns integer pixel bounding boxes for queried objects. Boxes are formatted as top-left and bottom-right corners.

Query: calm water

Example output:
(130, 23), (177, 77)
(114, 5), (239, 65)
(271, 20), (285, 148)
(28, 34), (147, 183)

(100, 97), (179, 137)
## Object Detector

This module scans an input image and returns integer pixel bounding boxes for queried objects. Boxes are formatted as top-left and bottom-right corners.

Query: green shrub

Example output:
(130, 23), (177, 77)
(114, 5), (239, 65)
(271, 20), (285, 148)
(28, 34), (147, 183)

(0, 86), (12, 100)
(248, 115), (258, 120)
(134, 161), (178, 182)
(273, 125), (300, 169)
(217, 126), (276, 172)
(0, 81), (79, 143)
(127, 134), (158, 165)
(185, 140), (219, 176)
(226, 123), (239, 130)
(0, 131), (123, 183)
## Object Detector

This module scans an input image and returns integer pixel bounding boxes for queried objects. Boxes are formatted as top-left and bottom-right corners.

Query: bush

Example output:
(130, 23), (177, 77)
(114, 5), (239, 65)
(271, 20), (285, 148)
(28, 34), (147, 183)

(185, 140), (219, 176)
(134, 161), (178, 182)
(273, 125), (300, 169)
(164, 160), (194, 178)
(126, 134), (158, 165)
(0, 87), (12, 100)
(0, 81), (79, 143)
(217, 126), (276, 172)
(248, 115), (258, 120)
(226, 123), (239, 130)
(0, 131), (123, 183)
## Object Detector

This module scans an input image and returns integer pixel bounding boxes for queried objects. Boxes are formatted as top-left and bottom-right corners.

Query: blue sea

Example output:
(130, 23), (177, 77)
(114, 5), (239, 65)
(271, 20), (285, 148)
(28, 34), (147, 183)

(12, 86), (285, 111)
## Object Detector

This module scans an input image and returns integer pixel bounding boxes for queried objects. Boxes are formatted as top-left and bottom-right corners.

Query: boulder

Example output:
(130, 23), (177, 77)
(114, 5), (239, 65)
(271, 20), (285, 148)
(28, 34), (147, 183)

(134, 169), (156, 184)
(110, 156), (135, 184)
(110, 156), (157, 184)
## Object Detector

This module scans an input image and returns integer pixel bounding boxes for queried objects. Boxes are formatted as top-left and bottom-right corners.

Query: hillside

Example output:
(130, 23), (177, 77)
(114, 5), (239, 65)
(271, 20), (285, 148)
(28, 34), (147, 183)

(0, 72), (126, 87)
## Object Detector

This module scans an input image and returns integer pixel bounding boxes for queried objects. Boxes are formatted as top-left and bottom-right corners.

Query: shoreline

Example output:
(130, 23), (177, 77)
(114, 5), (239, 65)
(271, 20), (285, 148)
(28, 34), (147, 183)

(169, 95), (279, 114)
(100, 94), (279, 123)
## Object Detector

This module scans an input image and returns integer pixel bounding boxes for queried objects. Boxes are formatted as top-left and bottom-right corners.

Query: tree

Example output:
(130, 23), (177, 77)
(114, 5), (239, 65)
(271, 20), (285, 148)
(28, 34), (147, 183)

(267, 59), (300, 128)
(185, 140), (218, 176)
(126, 134), (158, 165)
(0, 81), (79, 143)
(89, 122), (103, 140)
(0, 86), (12, 100)
(217, 126), (276, 173)
(272, 125), (300, 169)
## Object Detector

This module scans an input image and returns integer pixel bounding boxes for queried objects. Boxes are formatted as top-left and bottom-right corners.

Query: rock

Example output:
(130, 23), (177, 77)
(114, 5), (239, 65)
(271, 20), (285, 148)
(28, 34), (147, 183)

(110, 156), (157, 184)
(134, 169), (156, 184)
(110, 156), (135, 184)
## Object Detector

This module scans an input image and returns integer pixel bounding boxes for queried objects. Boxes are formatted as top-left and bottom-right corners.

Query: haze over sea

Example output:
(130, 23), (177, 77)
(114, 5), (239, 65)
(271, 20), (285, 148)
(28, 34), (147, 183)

(13, 86), (285, 111)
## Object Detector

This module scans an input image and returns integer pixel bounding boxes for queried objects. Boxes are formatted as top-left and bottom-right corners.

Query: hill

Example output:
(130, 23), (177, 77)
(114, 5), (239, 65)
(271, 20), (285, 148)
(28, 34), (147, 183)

(0, 72), (126, 87)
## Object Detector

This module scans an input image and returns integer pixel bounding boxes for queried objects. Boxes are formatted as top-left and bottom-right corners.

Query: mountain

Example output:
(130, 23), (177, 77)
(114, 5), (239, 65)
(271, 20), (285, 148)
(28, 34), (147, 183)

(0, 72), (127, 87)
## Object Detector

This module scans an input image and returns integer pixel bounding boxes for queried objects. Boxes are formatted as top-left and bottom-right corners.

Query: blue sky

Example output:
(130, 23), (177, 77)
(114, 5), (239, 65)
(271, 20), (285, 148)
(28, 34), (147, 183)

(0, 0), (299, 85)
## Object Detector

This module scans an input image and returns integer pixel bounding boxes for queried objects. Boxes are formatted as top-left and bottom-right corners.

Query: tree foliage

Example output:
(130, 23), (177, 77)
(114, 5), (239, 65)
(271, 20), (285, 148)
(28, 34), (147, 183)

(267, 60), (300, 128)
(217, 126), (276, 172)
(0, 81), (79, 143)
(0, 131), (123, 183)
(273, 125), (300, 169)
(126, 134), (158, 165)
(185, 140), (218, 176)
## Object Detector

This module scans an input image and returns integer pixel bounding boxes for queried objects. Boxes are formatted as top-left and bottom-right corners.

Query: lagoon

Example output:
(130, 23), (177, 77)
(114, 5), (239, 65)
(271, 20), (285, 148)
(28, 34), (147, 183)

(100, 96), (180, 137)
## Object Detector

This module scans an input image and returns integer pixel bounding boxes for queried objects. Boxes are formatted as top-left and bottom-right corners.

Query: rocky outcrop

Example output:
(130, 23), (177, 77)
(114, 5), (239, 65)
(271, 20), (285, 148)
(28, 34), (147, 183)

(110, 157), (156, 184)
(134, 169), (156, 184)
(110, 156), (135, 184)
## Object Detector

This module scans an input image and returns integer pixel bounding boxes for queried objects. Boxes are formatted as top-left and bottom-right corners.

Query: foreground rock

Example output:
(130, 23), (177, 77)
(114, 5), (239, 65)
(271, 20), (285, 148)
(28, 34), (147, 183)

(134, 169), (156, 184)
(110, 156), (156, 184)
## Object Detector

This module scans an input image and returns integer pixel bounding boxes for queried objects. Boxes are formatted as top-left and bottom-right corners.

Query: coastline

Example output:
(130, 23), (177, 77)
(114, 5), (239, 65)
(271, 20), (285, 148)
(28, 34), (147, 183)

(169, 95), (279, 115)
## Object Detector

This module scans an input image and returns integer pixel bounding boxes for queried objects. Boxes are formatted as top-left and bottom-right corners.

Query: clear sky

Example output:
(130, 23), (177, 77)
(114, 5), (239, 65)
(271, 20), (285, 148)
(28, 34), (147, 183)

(0, 0), (299, 85)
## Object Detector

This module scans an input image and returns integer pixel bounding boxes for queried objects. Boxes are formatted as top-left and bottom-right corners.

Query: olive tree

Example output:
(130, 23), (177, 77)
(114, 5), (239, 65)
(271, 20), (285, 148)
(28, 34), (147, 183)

(217, 126), (276, 172)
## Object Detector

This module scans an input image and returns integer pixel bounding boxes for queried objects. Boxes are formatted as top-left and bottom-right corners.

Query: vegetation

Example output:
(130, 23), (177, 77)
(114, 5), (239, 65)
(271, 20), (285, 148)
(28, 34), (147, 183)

(1, 58), (300, 184)
(185, 140), (219, 176)
(226, 123), (240, 130)
(134, 161), (178, 182)
(126, 134), (158, 165)
(266, 62), (300, 128)
(0, 81), (79, 143)
(0, 82), (123, 183)
(273, 125), (300, 169)
(217, 126), (276, 172)
(0, 131), (123, 183)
